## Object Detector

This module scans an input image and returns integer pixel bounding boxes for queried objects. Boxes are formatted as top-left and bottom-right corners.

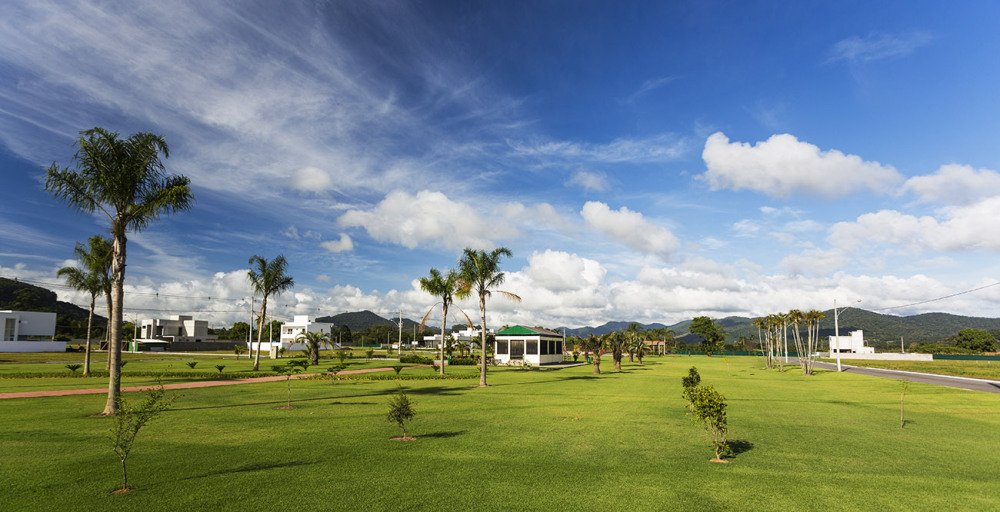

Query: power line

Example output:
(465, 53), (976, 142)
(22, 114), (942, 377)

(4, 276), (248, 302)
(875, 281), (1000, 312)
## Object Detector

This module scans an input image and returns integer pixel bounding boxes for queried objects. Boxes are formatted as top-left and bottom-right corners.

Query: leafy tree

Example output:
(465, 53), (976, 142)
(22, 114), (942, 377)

(456, 247), (521, 387)
(247, 255), (295, 371)
(271, 364), (303, 409)
(387, 388), (415, 438)
(685, 385), (728, 462)
(56, 236), (111, 376)
(681, 366), (701, 401)
(419, 267), (469, 376)
(233, 344), (247, 359)
(46, 127), (193, 415)
(690, 316), (725, 357)
(296, 330), (328, 365)
(337, 349), (349, 365)
(951, 328), (998, 352)
(110, 384), (176, 491)
(227, 321), (251, 343)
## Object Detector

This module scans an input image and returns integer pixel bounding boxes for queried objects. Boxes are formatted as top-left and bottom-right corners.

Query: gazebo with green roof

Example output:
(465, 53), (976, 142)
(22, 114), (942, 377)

(495, 325), (565, 365)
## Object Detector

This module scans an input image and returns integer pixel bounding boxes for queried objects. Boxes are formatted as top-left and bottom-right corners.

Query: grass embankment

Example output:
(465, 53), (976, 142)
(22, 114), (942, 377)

(0, 352), (430, 393)
(840, 359), (1000, 380)
(2, 356), (998, 511)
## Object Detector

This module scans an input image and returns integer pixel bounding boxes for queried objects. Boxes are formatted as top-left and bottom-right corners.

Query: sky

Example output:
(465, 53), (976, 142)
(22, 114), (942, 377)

(3, 0), (1000, 328)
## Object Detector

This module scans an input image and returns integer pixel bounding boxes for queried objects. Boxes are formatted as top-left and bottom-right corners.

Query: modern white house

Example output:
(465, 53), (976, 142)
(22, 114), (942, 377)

(248, 315), (336, 357)
(420, 327), (493, 348)
(494, 325), (565, 365)
(139, 315), (217, 344)
(0, 310), (63, 352)
(827, 330), (875, 356)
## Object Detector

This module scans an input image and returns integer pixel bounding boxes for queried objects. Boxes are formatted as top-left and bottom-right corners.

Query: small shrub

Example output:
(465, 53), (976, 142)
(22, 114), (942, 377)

(448, 356), (477, 366)
(66, 364), (83, 374)
(681, 367), (701, 402)
(214, 365), (225, 373)
(337, 350), (349, 364)
(366, 349), (375, 360)
(392, 365), (404, 375)
(288, 360), (310, 371)
(399, 354), (434, 365)
(110, 384), (177, 492)
(185, 362), (197, 369)
(387, 388), (415, 438)
(686, 385), (728, 461)
(120, 361), (128, 368)
(572, 351), (580, 362)
(327, 364), (346, 373)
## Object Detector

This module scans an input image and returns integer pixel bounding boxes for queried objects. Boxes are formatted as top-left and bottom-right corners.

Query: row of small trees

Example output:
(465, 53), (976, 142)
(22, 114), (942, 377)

(752, 310), (826, 375)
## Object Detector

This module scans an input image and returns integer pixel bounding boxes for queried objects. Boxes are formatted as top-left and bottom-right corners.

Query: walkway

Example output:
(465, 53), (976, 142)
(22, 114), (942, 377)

(812, 361), (1000, 394)
(0, 365), (430, 400)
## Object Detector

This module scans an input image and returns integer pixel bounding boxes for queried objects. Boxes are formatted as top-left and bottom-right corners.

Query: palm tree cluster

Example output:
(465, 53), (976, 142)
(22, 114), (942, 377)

(753, 310), (826, 375)
(56, 236), (112, 376)
(575, 324), (675, 374)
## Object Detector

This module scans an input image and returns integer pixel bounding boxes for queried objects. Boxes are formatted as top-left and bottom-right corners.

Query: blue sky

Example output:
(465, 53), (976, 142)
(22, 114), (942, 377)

(2, 1), (1000, 327)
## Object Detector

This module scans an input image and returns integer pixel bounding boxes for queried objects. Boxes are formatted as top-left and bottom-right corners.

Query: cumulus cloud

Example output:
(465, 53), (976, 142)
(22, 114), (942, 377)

(829, 196), (1000, 252)
(701, 132), (902, 197)
(566, 170), (610, 192)
(580, 201), (679, 257)
(320, 233), (354, 253)
(903, 164), (1000, 206)
(339, 190), (501, 250)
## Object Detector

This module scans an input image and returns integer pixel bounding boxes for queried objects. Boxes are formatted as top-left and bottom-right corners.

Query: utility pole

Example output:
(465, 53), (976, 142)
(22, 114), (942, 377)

(398, 307), (403, 357)
(901, 336), (905, 353)
(248, 296), (254, 357)
(834, 299), (841, 372)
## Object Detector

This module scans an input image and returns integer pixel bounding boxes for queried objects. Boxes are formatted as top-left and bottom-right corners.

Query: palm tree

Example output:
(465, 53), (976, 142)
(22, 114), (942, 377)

(247, 255), (294, 371)
(581, 335), (604, 374)
(625, 322), (645, 362)
(56, 236), (111, 376)
(605, 330), (629, 371)
(296, 331), (328, 366)
(46, 128), (193, 415)
(456, 247), (521, 387)
(418, 268), (470, 376)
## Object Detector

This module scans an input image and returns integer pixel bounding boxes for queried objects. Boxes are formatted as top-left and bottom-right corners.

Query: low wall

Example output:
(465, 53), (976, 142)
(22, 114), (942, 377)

(167, 341), (244, 352)
(0, 341), (67, 353)
(830, 353), (932, 361)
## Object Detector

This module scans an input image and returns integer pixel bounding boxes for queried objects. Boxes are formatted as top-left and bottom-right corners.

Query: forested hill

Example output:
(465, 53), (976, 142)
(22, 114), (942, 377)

(562, 308), (1000, 345)
(0, 277), (107, 338)
(316, 310), (438, 334)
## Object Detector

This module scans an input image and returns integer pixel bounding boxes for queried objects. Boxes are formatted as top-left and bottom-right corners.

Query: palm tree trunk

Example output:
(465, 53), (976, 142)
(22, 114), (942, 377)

(478, 297), (487, 387)
(84, 295), (94, 376)
(102, 227), (126, 416)
(253, 297), (267, 371)
(440, 303), (448, 376)
(104, 290), (112, 370)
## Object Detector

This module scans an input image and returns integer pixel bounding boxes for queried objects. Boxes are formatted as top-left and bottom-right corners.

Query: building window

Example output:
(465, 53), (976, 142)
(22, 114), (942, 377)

(497, 341), (509, 355)
(540, 340), (549, 355)
(556, 340), (563, 354)
(511, 340), (524, 359)
(527, 341), (538, 355)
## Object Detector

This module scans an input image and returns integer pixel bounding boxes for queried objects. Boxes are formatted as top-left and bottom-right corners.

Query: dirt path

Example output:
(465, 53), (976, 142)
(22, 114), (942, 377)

(0, 365), (430, 400)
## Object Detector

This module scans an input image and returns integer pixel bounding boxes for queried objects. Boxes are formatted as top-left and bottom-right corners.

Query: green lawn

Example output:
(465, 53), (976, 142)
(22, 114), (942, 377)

(2, 355), (998, 511)
(825, 358), (1000, 380)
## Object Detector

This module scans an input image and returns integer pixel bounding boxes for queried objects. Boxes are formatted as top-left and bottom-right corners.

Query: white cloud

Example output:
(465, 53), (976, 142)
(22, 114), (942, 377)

(827, 32), (933, 64)
(509, 132), (687, 165)
(580, 201), (679, 257)
(320, 233), (354, 253)
(292, 166), (333, 192)
(903, 164), (1000, 206)
(623, 76), (676, 103)
(829, 196), (1000, 252)
(566, 170), (610, 192)
(339, 190), (501, 250)
(780, 249), (850, 276)
(731, 219), (761, 237)
(701, 132), (902, 197)
(523, 250), (606, 292)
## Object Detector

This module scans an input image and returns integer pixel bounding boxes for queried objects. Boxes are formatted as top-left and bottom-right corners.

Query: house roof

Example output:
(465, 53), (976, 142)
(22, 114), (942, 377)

(497, 325), (562, 337)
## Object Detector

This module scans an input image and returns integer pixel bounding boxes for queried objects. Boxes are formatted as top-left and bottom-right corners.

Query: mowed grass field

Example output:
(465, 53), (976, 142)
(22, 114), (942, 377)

(2, 355), (998, 511)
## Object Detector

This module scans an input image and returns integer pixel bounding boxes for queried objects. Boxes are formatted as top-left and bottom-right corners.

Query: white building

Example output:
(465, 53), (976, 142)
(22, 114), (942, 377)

(139, 315), (217, 343)
(828, 330), (874, 356)
(494, 325), (565, 366)
(420, 327), (493, 348)
(249, 316), (336, 356)
(0, 310), (63, 352)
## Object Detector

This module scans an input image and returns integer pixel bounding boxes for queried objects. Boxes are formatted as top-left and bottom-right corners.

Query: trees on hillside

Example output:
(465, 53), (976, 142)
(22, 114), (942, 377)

(247, 255), (294, 371)
(456, 247), (521, 387)
(57, 236), (111, 376)
(952, 328), (998, 352)
(46, 127), (193, 415)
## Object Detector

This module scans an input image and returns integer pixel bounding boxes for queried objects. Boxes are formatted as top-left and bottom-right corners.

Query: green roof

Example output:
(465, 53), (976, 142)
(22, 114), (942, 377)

(497, 325), (562, 337)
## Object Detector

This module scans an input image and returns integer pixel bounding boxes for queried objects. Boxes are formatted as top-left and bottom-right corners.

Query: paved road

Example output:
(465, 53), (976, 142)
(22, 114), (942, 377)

(812, 361), (1000, 394)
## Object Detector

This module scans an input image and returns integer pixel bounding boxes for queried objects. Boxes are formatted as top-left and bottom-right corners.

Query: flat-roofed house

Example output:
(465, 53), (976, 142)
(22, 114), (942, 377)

(494, 325), (564, 365)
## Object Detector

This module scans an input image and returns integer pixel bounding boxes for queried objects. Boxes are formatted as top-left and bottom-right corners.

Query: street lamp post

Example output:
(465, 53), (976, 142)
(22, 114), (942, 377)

(833, 298), (861, 372)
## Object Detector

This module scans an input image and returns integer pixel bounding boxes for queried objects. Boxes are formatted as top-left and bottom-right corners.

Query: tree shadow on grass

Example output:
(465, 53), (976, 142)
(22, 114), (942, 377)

(170, 395), (344, 411)
(726, 439), (754, 459)
(180, 460), (320, 481)
(556, 375), (600, 381)
(419, 430), (466, 439)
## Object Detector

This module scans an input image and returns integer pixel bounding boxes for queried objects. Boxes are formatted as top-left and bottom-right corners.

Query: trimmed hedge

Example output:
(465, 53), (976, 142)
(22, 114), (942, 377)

(0, 370), (276, 380)
(399, 354), (435, 364)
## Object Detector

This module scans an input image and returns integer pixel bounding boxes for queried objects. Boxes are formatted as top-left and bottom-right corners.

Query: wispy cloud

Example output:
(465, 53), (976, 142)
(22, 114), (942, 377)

(623, 76), (676, 103)
(827, 31), (933, 64)
(509, 133), (688, 165)
(565, 170), (610, 192)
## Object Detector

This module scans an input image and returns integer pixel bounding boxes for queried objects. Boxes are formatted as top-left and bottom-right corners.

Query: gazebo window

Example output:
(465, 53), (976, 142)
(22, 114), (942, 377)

(511, 340), (524, 358)
(527, 341), (538, 355)
(556, 340), (563, 354)
(541, 340), (549, 355)
(497, 341), (509, 355)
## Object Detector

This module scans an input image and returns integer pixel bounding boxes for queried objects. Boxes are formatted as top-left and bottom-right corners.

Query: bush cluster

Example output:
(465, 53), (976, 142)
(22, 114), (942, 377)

(399, 354), (434, 364)
(449, 356), (478, 366)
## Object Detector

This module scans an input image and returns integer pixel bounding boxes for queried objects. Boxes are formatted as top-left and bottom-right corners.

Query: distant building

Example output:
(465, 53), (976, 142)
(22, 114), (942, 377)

(279, 315), (335, 347)
(139, 315), (217, 343)
(828, 330), (874, 355)
(494, 325), (564, 365)
(0, 310), (63, 352)
(420, 327), (493, 348)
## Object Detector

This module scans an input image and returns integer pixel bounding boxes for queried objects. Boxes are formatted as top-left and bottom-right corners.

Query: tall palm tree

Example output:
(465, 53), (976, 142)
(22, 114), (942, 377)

(46, 127), (192, 415)
(581, 335), (604, 374)
(456, 247), (521, 387)
(56, 236), (111, 376)
(247, 255), (294, 371)
(296, 330), (328, 366)
(418, 268), (471, 376)
(605, 330), (629, 371)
